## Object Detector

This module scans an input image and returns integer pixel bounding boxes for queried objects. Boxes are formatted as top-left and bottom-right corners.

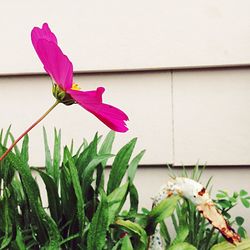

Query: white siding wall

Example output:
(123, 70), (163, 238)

(1, 1), (250, 74)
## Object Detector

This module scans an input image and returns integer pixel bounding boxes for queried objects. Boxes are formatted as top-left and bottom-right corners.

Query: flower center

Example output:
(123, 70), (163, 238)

(52, 84), (75, 106)
(71, 83), (81, 91)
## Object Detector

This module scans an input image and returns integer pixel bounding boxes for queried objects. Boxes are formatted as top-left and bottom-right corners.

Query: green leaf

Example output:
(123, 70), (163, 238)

(60, 164), (76, 220)
(43, 127), (53, 176)
(217, 199), (232, 209)
(116, 219), (148, 249)
(52, 128), (61, 186)
(107, 138), (137, 194)
(129, 183), (139, 215)
(121, 235), (133, 250)
(87, 192), (109, 250)
(9, 132), (21, 156)
(160, 221), (171, 246)
(5, 149), (60, 246)
(239, 189), (248, 197)
(127, 150), (145, 183)
(99, 130), (115, 166)
(211, 238), (250, 250)
(65, 147), (85, 237)
(59, 233), (80, 247)
(216, 193), (227, 199)
(13, 228), (26, 250)
(82, 154), (113, 198)
(168, 242), (197, 250)
(3, 125), (11, 147)
(240, 197), (250, 208)
(20, 134), (29, 163)
(146, 195), (180, 235)
(238, 226), (247, 238)
(107, 182), (129, 224)
(235, 216), (244, 226)
(33, 168), (61, 222)
(0, 197), (12, 250)
(76, 133), (99, 176)
(172, 225), (189, 245)
(218, 190), (228, 197)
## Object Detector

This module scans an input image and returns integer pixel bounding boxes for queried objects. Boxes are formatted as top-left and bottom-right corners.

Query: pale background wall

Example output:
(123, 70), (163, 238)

(0, 0), (249, 232)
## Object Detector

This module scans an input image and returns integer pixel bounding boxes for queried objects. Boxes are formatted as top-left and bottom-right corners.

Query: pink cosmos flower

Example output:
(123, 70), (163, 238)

(31, 23), (128, 132)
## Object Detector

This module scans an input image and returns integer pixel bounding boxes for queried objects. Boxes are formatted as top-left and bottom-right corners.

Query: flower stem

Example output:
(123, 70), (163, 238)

(0, 100), (60, 162)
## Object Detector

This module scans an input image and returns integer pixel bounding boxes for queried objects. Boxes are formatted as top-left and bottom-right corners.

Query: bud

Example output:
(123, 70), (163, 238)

(52, 84), (75, 105)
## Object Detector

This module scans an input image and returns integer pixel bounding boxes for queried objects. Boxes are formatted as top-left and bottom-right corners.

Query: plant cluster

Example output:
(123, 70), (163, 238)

(155, 167), (250, 250)
(0, 129), (249, 249)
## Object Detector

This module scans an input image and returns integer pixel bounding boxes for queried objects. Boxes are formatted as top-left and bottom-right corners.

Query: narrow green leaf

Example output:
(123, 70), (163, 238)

(121, 235), (133, 250)
(0, 128), (3, 144)
(87, 192), (109, 250)
(33, 168), (61, 222)
(116, 219), (148, 249)
(82, 154), (113, 198)
(3, 125), (11, 147)
(5, 149), (60, 246)
(59, 233), (80, 247)
(53, 128), (61, 186)
(99, 130), (115, 166)
(43, 127), (53, 176)
(75, 138), (88, 158)
(76, 133), (99, 176)
(127, 150), (145, 183)
(9, 132), (21, 156)
(60, 164), (76, 219)
(65, 147), (85, 237)
(129, 183), (139, 215)
(146, 195), (180, 235)
(160, 221), (171, 246)
(172, 225), (189, 245)
(0, 197), (12, 250)
(107, 182), (129, 224)
(13, 228), (26, 250)
(107, 138), (137, 194)
(168, 242), (197, 250)
(20, 135), (29, 163)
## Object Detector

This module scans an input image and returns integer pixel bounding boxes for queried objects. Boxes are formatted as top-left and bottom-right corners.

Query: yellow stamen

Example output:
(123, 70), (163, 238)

(71, 83), (81, 90)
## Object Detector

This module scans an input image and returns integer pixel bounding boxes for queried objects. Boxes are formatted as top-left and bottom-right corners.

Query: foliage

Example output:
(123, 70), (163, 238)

(158, 166), (250, 250)
(211, 238), (250, 250)
(0, 129), (148, 249)
(0, 129), (249, 249)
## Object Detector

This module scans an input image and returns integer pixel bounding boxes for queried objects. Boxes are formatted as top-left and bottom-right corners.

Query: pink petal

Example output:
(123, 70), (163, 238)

(36, 39), (73, 90)
(31, 23), (57, 50)
(68, 87), (129, 132)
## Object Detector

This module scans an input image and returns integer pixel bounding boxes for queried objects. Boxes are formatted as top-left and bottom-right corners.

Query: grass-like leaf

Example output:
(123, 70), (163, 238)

(127, 150), (145, 183)
(146, 195), (180, 235)
(65, 147), (85, 237)
(33, 168), (61, 223)
(107, 138), (137, 195)
(87, 191), (109, 250)
(5, 149), (60, 247)
(107, 182), (129, 225)
(116, 219), (148, 250)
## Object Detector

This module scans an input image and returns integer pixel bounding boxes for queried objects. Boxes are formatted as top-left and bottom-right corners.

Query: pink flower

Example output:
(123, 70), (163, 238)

(31, 23), (128, 132)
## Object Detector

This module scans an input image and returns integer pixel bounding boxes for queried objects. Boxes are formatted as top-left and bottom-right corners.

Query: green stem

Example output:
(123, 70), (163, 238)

(205, 227), (216, 250)
(0, 100), (60, 162)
